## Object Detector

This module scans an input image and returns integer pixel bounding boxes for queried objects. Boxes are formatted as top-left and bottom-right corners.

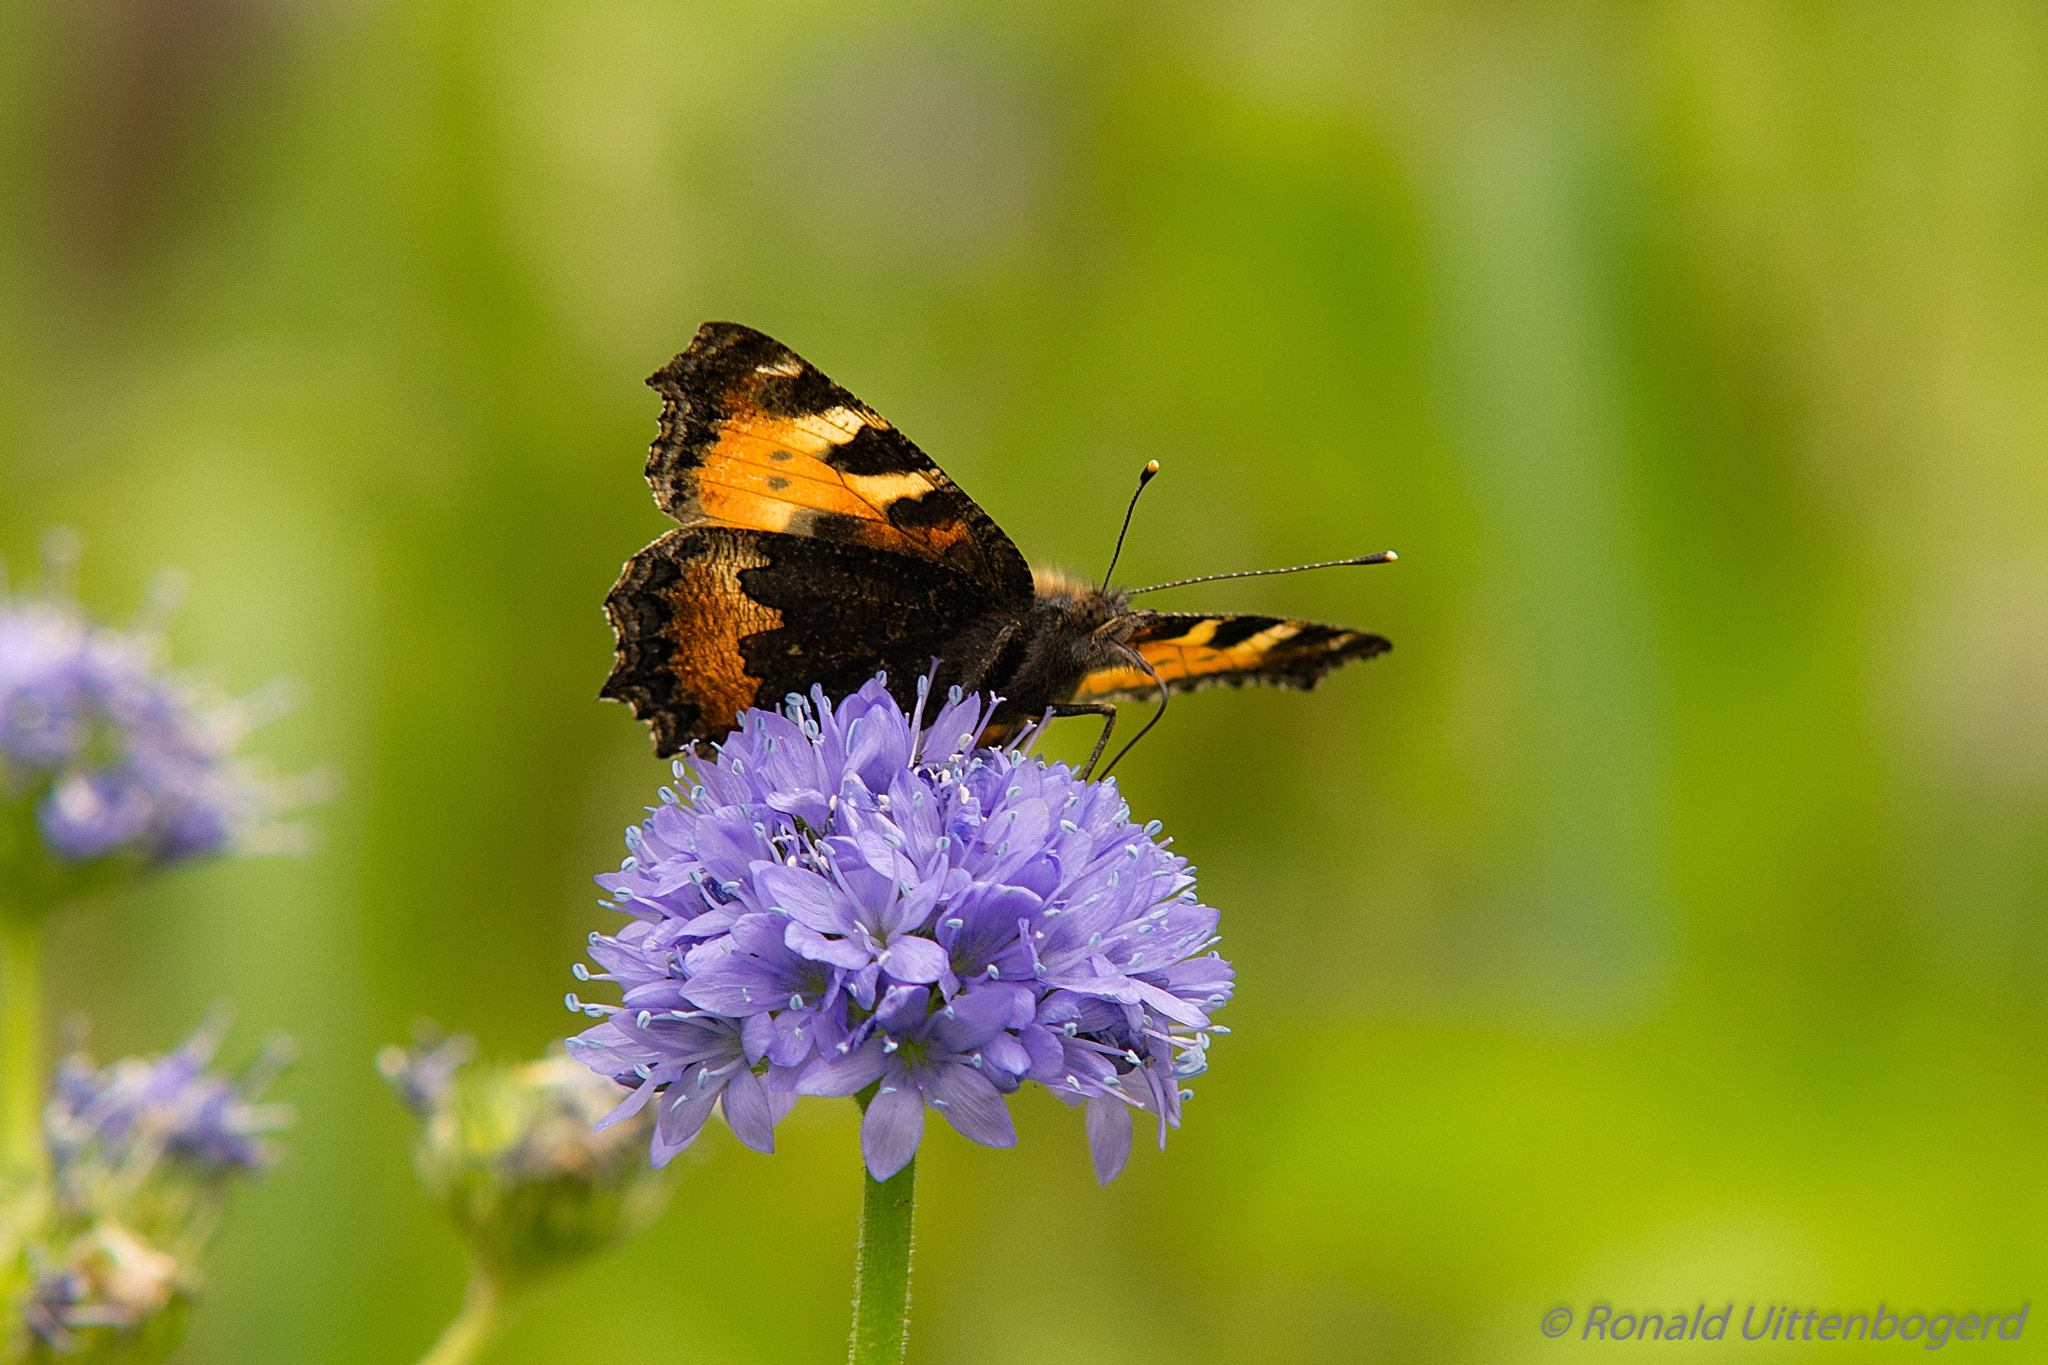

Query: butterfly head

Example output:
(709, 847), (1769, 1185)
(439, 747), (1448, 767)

(1028, 568), (1155, 659)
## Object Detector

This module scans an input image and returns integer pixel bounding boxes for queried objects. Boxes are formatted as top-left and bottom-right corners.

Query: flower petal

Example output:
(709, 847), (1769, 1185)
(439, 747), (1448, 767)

(862, 1075), (926, 1180)
(785, 921), (873, 970)
(1086, 1092), (1133, 1184)
(921, 1062), (1015, 1149)
(929, 982), (1031, 1052)
(877, 934), (948, 985)
(755, 864), (852, 934)
(650, 1084), (720, 1166)
(797, 1038), (889, 1097)
(871, 983), (929, 1034)
(978, 1031), (1032, 1079)
(719, 1066), (776, 1153)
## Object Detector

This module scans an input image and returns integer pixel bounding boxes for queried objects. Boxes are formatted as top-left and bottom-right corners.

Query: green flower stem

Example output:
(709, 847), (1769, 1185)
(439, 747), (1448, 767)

(0, 913), (44, 1184)
(847, 1108), (917, 1365)
(418, 1270), (508, 1365)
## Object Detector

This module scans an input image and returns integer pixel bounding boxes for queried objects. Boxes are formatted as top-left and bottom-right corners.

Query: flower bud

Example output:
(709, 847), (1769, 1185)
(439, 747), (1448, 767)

(25, 1223), (190, 1363)
(379, 1028), (676, 1293)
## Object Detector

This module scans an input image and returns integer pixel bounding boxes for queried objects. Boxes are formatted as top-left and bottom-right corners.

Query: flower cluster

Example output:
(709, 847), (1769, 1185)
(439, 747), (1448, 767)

(45, 1013), (291, 1192)
(566, 677), (1233, 1184)
(28, 1014), (291, 1357)
(0, 547), (299, 886)
(378, 1028), (677, 1293)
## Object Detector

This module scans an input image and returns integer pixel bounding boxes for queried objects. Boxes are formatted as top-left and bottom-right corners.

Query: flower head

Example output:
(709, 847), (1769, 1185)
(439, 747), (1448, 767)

(568, 676), (1233, 1183)
(45, 1011), (292, 1193)
(0, 535), (310, 903)
(379, 1027), (679, 1291)
(28, 1012), (291, 1359)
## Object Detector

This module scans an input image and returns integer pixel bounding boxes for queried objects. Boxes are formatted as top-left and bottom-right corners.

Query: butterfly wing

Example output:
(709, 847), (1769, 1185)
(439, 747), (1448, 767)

(1067, 612), (1391, 705)
(642, 322), (1034, 599)
(605, 324), (1038, 755)
(603, 526), (1017, 755)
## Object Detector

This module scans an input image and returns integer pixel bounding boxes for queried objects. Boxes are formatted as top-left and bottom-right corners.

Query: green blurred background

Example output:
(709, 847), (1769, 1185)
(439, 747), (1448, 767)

(4, 1), (2047, 1360)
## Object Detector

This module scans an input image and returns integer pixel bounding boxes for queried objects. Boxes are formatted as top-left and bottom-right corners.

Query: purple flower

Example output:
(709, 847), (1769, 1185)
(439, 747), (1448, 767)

(0, 543), (308, 875)
(26, 1011), (290, 1355)
(568, 675), (1233, 1183)
(376, 1028), (477, 1115)
(565, 1009), (794, 1166)
(46, 1010), (294, 1184)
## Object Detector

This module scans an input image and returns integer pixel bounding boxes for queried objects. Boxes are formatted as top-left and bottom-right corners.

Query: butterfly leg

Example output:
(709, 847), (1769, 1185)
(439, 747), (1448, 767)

(1048, 702), (1118, 781)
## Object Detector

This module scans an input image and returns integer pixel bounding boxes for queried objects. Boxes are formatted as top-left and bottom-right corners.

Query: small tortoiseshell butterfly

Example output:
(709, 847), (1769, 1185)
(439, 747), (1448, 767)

(601, 322), (1395, 774)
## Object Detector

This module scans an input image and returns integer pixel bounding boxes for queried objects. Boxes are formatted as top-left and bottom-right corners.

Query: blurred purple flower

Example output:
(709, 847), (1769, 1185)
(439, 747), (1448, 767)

(46, 1009), (294, 1183)
(0, 540), (311, 873)
(25, 1012), (289, 1354)
(376, 1028), (477, 1116)
(567, 676), (1232, 1183)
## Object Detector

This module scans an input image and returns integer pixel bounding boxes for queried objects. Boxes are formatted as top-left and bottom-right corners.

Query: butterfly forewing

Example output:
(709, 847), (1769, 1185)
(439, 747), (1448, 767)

(645, 322), (1033, 598)
(606, 325), (1036, 754)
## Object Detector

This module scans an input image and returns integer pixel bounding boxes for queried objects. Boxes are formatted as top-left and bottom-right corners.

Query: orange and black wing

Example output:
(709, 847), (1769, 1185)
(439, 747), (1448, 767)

(640, 322), (1033, 599)
(604, 324), (1034, 756)
(1068, 613), (1390, 705)
(602, 526), (1011, 756)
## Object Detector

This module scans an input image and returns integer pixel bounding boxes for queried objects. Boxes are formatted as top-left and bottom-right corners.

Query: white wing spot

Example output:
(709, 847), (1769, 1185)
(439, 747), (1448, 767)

(1242, 622), (1303, 650)
(842, 470), (939, 504)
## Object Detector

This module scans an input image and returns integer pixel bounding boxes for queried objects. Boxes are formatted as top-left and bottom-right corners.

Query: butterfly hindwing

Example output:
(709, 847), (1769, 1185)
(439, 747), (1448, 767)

(645, 322), (1034, 601)
(601, 526), (1011, 755)
(1069, 612), (1391, 704)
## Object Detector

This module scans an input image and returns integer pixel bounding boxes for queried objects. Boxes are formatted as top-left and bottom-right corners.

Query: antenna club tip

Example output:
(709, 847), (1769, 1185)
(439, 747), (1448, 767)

(1382, 549), (1398, 562)
(1140, 459), (1160, 480)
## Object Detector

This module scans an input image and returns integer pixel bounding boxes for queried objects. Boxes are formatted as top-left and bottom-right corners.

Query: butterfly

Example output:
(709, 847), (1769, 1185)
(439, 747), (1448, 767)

(601, 322), (1394, 775)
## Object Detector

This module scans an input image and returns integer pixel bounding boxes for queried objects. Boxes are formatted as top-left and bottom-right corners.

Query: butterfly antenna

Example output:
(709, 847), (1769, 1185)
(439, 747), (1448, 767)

(1125, 550), (1397, 596)
(1100, 460), (1160, 587)
(1099, 657), (1169, 781)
